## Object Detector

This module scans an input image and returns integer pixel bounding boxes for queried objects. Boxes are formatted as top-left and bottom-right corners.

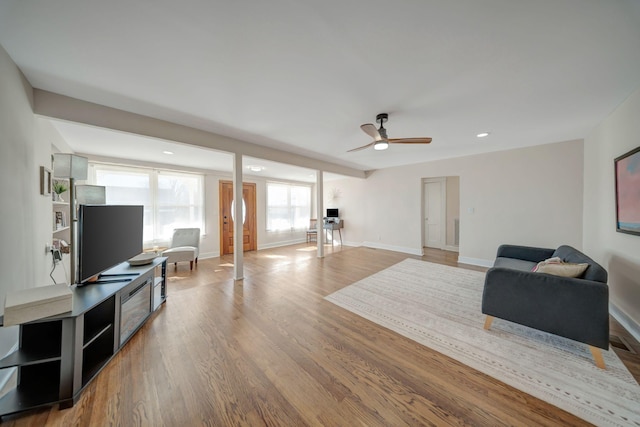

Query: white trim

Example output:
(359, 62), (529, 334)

(258, 238), (307, 250)
(458, 256), (493, 268)
(199, 251), (220, 260)
(362, 241), (424, 256)
(610, 303), (640, 343)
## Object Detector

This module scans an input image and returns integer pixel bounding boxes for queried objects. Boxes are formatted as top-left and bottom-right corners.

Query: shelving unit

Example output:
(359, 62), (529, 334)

(52, 182), (70, 236)
(0, 320), (64, 415)
(153, 261), (167, 311)
(52, 188), (71, 266)
(0, 257), (167, 418)
(81, 296), (116, 386)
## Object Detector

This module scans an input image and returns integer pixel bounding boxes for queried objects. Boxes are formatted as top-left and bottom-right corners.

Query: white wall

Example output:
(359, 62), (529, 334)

(0, 45), (58, 356)
(328, 140), (584, 264)
(584, 86), (640, 338)
(445, 176), (460, 248)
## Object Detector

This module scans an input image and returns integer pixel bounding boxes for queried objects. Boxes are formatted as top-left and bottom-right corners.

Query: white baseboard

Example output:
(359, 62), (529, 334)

(258, 238), (306, 250)
(199, 251), (220, 259)
(458, 256), (493, 268)
(610, 303), (640, 343)
(362, 242), (424, 256)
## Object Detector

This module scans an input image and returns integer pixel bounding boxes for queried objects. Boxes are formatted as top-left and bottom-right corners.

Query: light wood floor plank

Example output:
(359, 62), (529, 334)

(2, 244), (639, 426)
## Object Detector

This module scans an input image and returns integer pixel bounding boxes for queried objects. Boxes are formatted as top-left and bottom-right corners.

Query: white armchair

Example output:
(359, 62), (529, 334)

(162, 228), (200, 270)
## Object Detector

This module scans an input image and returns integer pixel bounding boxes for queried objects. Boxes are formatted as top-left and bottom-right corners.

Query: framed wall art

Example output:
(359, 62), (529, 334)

(614, 146), (640, 236)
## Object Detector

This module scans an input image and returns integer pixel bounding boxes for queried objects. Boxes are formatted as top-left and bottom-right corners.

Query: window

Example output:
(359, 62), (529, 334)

(90, 164), (204, 244)
(266, 182), (311, 231)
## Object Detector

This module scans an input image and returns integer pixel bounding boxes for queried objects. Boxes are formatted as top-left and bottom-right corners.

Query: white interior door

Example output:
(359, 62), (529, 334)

(424, 178), (446, 249)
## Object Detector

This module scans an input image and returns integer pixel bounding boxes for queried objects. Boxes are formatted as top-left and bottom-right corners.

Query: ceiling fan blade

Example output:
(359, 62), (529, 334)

(388, 137), (433, 144)
(360, 123), (383, 141)
(347, 142), (375, 152)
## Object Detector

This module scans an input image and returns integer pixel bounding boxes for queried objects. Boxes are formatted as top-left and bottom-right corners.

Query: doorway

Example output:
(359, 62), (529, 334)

(423, 178), (446, 249)
(219, 181), (257, 255)
(423, 176), (460, 251)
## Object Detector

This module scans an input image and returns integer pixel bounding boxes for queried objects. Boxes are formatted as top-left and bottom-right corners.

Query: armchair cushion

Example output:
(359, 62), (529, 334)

(162, 228), (201, 269)
(170, 228), (200, 253)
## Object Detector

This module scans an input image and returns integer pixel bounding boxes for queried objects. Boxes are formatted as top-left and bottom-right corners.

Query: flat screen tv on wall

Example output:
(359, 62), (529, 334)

(614, 146), (640, 236)
(78, 205), (144, 284)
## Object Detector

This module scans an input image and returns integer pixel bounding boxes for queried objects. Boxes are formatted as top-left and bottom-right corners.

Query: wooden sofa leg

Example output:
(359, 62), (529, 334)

(589, 346), (606, 369)
(190, 260), (193, 270)
(484, 315), (494, 330)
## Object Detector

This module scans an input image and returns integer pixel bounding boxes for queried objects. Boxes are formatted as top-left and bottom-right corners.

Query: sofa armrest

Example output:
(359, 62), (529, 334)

(482, 267), (609, 349)
(495, 244), (555, 263)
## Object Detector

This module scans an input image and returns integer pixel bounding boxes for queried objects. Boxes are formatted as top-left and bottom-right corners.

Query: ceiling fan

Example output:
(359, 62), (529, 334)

(348, 113), (432, 152)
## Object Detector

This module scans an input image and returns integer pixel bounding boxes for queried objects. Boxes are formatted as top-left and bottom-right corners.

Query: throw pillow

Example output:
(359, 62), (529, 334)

(535, 262), (589, 278)
(531, 257), (563, 272)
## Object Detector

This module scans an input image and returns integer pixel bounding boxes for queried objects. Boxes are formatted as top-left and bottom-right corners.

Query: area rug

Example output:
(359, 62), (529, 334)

(325, 259), (640, 426)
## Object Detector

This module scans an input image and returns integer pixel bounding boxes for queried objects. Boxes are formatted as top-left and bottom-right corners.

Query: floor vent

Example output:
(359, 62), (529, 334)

(610, 335), (636, 354)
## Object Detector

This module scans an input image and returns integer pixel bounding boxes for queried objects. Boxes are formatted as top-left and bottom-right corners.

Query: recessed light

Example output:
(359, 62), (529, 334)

(163, 150), (174, 155)
(247, 165), (264, 172)
(476, 132), (490, 138)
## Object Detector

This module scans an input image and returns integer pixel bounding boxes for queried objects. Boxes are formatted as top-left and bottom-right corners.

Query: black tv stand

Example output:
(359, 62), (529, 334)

(0, 257), (167, 418)
(99, 273), (139, 278)
(91, 278), (133, 284)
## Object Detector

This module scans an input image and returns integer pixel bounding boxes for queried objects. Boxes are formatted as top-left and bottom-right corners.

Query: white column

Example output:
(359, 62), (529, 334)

(316, 170), (324, 258)
(233, 153), (244, 280)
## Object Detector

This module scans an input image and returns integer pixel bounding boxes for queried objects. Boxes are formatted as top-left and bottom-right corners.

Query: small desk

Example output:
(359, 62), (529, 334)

(323, 219), (343, 245)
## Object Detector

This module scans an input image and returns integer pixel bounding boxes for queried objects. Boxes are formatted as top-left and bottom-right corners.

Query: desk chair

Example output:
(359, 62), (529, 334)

(306, 219), (318, 243)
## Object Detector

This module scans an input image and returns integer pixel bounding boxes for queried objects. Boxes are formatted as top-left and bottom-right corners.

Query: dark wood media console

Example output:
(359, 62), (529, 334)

(0, 257), (167, 418)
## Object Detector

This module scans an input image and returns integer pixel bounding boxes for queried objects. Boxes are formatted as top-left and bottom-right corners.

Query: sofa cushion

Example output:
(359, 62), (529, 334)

(535, 262), (589, 278)
(494, 257), (537, 271)
(552, 245), (608, 283)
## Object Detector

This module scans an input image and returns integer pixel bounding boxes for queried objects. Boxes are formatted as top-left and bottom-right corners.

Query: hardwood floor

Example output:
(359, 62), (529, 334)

(3, 244), (639, 426)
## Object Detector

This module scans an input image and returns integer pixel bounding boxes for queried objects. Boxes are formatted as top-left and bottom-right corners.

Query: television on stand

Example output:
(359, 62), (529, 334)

(326, 208), (339, 218)
(78, 205), (144, 285)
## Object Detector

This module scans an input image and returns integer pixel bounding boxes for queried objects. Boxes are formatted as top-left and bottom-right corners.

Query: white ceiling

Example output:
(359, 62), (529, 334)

(49, 120), (331, 183)
(1, 0), (640, 175)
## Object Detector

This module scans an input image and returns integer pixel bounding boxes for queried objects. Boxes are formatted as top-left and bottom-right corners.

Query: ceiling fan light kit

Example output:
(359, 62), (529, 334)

(349, 113), (433, 152)
(374, 141), (389, 150)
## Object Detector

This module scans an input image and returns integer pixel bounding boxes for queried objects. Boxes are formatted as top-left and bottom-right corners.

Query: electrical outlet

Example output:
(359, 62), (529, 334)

(45, 244), (53, 254)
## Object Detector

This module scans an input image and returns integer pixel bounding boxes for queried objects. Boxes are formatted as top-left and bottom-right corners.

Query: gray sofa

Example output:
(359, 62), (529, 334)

(482, 244), (609, 368)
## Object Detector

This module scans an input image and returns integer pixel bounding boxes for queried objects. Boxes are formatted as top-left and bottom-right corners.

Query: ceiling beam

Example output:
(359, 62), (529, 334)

(34, 89), (366, 179)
